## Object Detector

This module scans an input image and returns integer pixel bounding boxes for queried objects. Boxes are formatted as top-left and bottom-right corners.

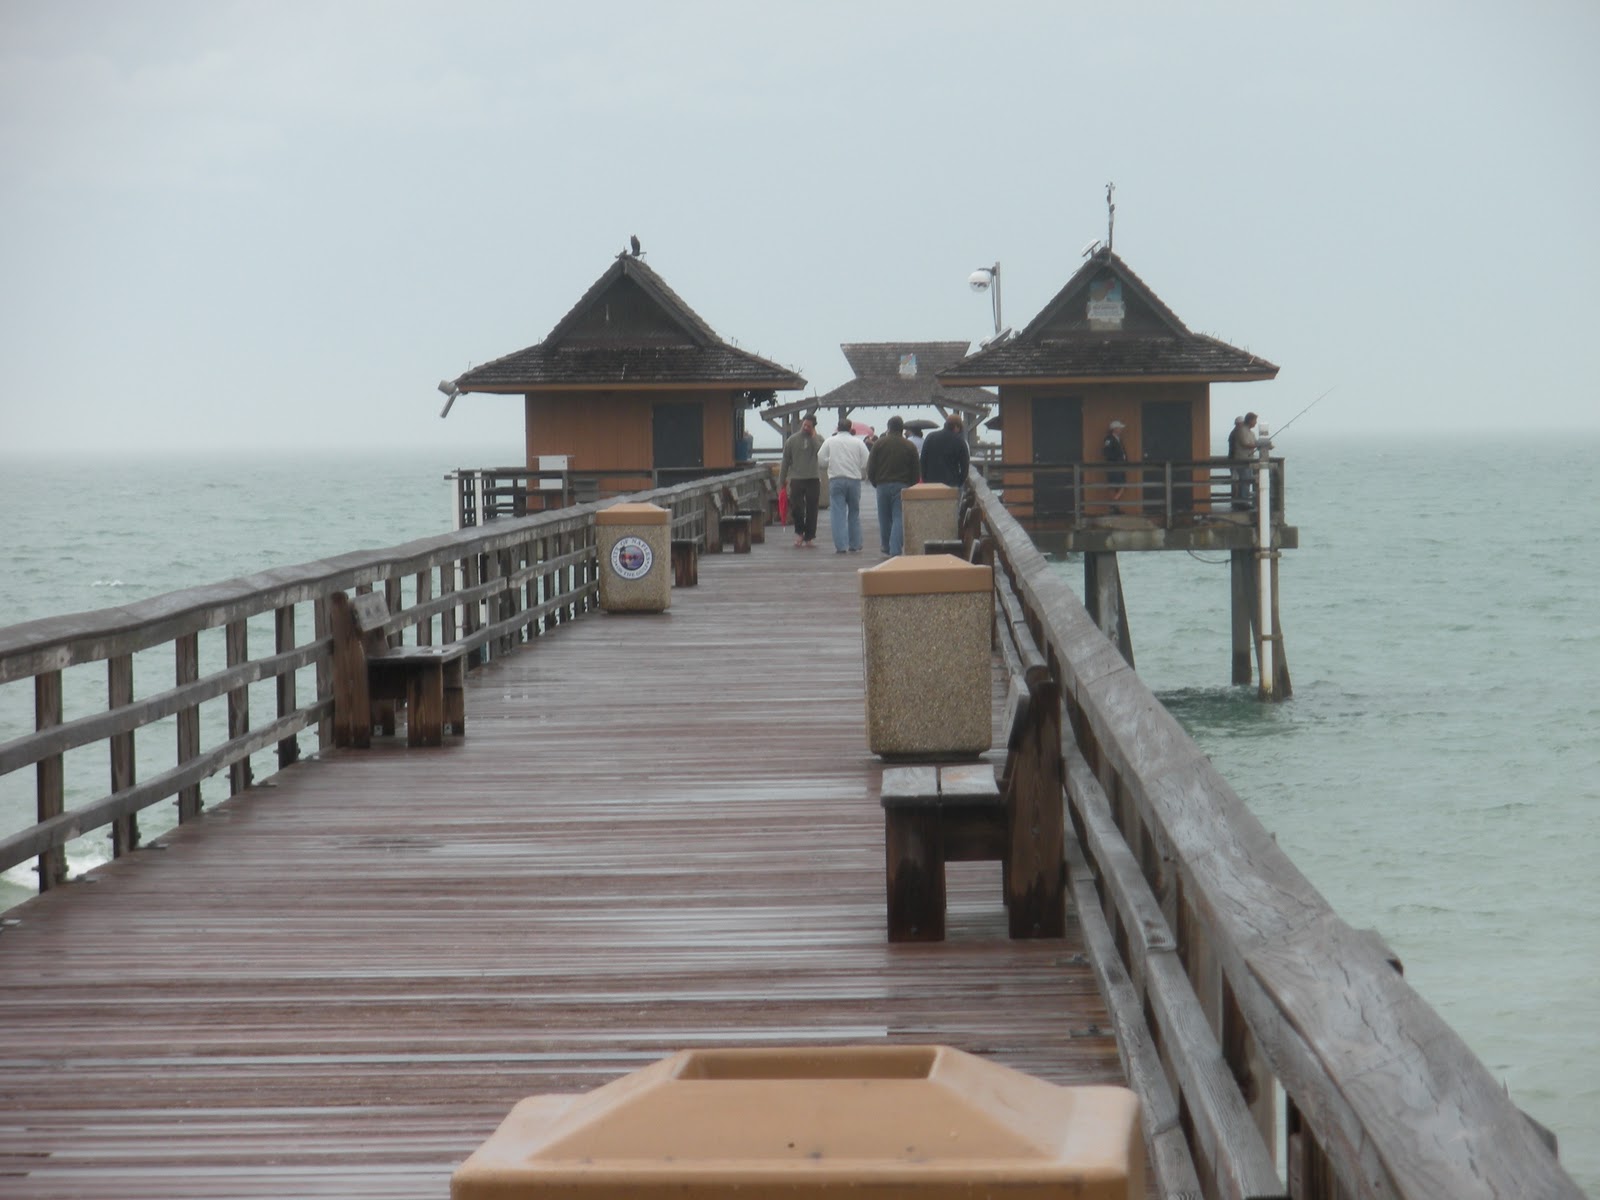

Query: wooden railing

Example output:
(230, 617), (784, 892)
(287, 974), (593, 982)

(0, 469), (772, 898)
(980, 457), (1287, 527)
(961, 469), (1578, 1200)
(451, 466), (755, 525)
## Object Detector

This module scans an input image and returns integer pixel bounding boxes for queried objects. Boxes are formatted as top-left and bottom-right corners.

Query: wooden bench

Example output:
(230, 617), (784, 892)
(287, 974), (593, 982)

(329, 591), (468, 748)
(879, 567), (1065, 942)
(718, 514), (753, 553)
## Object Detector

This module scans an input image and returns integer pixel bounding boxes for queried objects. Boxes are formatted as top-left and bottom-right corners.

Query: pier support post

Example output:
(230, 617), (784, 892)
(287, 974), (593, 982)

(1084, 552), (1134, 668)
(1230, 551), (1254, 685)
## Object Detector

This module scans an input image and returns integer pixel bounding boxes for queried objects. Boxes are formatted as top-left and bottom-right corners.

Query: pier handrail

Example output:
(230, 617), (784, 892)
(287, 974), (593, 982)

(0, 468), (773, 891)
(978, 455), (1287, 526)
(963, 468), (1579, 1199)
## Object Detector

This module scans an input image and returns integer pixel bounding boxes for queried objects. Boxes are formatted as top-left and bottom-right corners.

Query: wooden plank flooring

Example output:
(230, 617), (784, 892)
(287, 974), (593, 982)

(0, 512), (1123, 1198)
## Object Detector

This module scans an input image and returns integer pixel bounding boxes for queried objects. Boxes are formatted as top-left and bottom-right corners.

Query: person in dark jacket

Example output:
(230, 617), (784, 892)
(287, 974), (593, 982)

(1102, 419), (1128, 512)
(865, 415), (921, 555)
(919, 414), (970, 487)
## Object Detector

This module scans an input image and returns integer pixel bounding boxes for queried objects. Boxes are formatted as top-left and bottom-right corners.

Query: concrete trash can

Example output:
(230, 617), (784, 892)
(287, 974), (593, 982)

(451, 1044), (1143, 1199)
(901, 482), (960, 555)
(860, 553), (992, 757)
(596, 503), (671, 613)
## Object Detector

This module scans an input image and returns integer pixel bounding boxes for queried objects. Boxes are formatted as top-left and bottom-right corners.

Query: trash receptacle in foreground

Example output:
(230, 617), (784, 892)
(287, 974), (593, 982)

(860, 554), (992, 757)
(451, 1044), (1143, 1199)
(596, 502), (671, 613)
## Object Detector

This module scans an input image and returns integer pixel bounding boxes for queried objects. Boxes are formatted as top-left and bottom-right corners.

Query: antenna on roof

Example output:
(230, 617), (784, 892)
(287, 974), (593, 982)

(1080, 239), (1101, 259)
(1105, 181), (1116, 251)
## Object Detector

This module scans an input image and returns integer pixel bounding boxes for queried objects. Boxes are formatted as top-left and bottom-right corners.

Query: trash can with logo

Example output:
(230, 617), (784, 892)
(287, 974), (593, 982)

(597, 503), (671, 613)
(452, 1044), (1143, 1199)
(860, 554), (992, 757)
(901, 482), (960, 555)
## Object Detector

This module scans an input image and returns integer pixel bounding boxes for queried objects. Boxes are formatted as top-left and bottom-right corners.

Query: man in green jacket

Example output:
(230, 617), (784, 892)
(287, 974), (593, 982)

(865, 414), (921, 555)
(779, 414), (824, 548)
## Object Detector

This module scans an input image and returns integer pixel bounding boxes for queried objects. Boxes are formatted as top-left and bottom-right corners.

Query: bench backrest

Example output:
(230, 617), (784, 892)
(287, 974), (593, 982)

(348, 592), (394, 656)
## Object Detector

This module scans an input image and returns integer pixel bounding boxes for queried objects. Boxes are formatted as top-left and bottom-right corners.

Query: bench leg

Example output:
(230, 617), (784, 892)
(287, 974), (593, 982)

(885, 809), (946, 942)
(405, 663), (446, 747)
(444, 661), (466, 736)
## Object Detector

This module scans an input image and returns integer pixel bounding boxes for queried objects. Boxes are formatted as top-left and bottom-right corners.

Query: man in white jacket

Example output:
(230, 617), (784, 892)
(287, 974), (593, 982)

(817, 417), (870, 554)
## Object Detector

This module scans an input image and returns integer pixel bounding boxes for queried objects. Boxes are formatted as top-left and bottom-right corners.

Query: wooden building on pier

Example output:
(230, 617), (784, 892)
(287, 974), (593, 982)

(445, 252), (806, 504)
(940, 247), (1292, 694)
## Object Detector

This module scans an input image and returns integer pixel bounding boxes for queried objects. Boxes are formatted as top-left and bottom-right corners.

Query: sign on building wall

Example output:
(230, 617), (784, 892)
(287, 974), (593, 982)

(1088, 279), (1125, 330)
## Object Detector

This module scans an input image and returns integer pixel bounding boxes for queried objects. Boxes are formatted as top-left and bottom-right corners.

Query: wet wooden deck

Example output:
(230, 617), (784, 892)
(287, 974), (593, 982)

(0, 511), (1122, 1198)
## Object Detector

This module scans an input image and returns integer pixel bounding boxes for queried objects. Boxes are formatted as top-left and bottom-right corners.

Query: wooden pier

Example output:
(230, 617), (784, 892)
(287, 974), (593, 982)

(0, 469), (1582, 1200)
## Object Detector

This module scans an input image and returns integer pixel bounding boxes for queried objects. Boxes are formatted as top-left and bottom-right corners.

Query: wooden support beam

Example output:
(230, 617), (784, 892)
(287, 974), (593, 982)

(1084, 551), (1134, 668)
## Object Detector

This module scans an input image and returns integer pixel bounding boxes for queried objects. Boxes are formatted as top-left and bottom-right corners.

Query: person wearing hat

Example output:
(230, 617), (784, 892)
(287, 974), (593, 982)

(1102, 419), (1129, 512)
(865, 414), (921, 555)
(818, 416), (869, 553)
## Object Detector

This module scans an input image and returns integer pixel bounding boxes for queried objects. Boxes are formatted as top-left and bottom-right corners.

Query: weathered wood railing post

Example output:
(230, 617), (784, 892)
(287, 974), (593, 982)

(461, 552), (483, 667)
(226, 619), (251, 796)
(109, 653), (138, 855)
(35, 669), (66, 889)
(274, 605), (300, 768)
(175, 632), (201, 821)
(414, 571), (433, 647)
(314, 597), (333, 749)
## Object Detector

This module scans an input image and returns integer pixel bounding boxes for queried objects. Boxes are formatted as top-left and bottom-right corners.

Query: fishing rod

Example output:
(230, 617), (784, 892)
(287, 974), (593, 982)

(1271, 385), (1335, 438)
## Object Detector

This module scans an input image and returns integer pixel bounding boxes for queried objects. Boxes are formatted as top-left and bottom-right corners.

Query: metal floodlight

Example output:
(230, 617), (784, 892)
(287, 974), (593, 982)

(968, 262), (1002, 335)
(438, 379), (461, 419)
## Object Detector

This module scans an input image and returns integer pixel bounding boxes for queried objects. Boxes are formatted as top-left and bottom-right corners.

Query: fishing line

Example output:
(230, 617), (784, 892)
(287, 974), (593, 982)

(1270, 385), (1336, 439)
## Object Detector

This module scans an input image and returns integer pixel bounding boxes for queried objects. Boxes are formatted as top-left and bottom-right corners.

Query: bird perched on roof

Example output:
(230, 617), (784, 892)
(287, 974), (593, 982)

(629, 234), (642, 257)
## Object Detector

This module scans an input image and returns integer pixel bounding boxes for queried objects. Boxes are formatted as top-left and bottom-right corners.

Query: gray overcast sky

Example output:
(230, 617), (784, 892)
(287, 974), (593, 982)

(2, 0), (1596, 455)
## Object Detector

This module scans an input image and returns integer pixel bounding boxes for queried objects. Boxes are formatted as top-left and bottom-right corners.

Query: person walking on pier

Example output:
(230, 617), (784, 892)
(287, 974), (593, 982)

(1102, 419), (1128, 512)
(866, 414), (921, 556)
(780, 414), (824, 548)
(819, 416), (869, 553)
(920, 413), (970, 488)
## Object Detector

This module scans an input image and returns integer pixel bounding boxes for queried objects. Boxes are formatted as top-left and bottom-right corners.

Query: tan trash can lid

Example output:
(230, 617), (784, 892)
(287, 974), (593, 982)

(596, 502), (670, 526)
(903, 482), (959, 500)
(452, 1045), (1142, 1198)
(860, 553), (992, 597)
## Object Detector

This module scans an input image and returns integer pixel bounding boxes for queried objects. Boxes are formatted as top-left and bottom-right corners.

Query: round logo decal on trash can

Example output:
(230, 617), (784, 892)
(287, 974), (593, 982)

(610, 536), (654, 580)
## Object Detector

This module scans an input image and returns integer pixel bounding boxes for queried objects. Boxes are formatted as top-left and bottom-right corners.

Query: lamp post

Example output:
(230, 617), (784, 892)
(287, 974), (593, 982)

(968, 263), (1002, 338)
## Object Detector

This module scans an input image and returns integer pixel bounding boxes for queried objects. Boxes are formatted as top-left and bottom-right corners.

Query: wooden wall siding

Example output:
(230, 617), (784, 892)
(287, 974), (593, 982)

(0, 508), (1124, 1200)
(1000, 381), (1212, 465)
(523, 390), (738, 472)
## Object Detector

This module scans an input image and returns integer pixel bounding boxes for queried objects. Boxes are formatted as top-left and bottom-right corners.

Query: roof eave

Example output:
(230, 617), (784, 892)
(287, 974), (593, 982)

(460, 378), (807, 395)
(939, 369), (1280, 388)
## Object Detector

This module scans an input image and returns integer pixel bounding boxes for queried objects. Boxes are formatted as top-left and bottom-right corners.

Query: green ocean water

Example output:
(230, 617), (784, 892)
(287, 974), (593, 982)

(1, 437), (1596, 1189)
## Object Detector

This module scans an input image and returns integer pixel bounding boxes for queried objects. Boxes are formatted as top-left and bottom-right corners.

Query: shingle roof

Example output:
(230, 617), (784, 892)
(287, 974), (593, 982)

(799, 341), (995, 414)
(938, 249), (1277, 384)
(455, 256), (807, 392)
